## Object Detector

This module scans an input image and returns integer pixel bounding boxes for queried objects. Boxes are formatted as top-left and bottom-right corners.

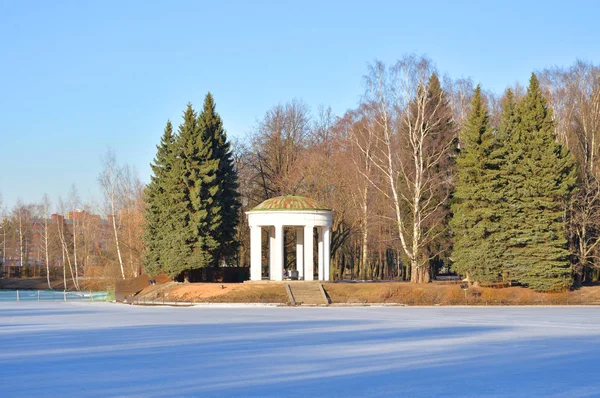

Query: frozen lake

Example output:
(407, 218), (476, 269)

(1, 303), (599, 397)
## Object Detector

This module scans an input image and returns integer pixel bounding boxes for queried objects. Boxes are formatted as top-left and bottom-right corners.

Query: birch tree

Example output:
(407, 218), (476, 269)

(120, 165), (145, 277)
(361, 56), (457, 283)
(38, 194), (53, 289)
(12, 201), (34, 271)
(14, 201), (25, 270)
(445, 76), (474, 143)
(98, 149), (126, 280)
(68, 185), (81, 286)
(344, 105), (379, 279)
(54, 215), (67, 290)
(57, 197), (80, 290)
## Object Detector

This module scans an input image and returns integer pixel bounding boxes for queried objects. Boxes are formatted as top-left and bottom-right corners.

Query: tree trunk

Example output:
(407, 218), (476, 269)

(18, 222), (23, 268)
(44, 217), (51, 289)
(58, 220), (79, 290)
(111, 207), (125, 280)
(62, 246), (67, 291)
(73, 219), (79, 290)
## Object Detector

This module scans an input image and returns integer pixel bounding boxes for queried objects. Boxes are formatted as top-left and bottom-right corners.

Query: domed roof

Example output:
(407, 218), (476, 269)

(250, 195), (331, 211)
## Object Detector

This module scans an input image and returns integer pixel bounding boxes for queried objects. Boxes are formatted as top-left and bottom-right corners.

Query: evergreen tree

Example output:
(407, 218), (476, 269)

(142, 121), (175, 276)
(185, 98), (220, 270)
(162, 104), (204, 277)
(503, 74), (577, 291)
(197, 93), (241, 265)
(450, 86), (506, 282)
(499, 89), (519, 141)
(144, 96), (241, 278)
(421, 74), (457, 277)
(498, 88), (524, 281)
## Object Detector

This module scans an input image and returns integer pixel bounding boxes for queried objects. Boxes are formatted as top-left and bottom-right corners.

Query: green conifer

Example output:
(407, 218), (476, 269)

(144, 97), (242, 278)
(503, 75), (577, 291)
(162, 104), (204, 277)
(197, 93), (241, 266)
(421, 74), (457, 276)
(495, 89), (521, 280)
(142, 121), (175, 276)
(450, 86), (506, 282)
(186, 99), (220, 270)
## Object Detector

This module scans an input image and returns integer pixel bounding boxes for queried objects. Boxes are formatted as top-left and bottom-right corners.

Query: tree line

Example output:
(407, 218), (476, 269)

(0, 156), (144, 289)
(232, 56), (600, 291)
(2, 56), (599, 292)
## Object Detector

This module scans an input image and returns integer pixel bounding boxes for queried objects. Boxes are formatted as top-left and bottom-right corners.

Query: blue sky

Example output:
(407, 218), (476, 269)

(1, 0), (599, 211)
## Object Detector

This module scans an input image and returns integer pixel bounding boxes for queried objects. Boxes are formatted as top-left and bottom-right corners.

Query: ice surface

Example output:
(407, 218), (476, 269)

(1, 303), (599, 397)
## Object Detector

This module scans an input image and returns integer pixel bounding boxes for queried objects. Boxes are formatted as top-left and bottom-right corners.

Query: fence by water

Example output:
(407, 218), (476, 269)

(0, 290), (110, 302)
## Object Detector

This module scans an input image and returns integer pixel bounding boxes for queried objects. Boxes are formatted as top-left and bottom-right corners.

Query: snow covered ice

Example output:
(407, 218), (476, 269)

(1, 303), (600, 397)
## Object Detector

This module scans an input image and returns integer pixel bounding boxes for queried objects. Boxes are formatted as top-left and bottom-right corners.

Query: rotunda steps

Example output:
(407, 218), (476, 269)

(286, 283), (330, 305)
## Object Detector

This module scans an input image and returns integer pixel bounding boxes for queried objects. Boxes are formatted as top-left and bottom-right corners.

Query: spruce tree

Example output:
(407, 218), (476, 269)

(499, 89), (519, 141)
(503, 75), (577, 291)
(450, 86), (506, 282)
(186, 99), (220, 270)
(142, 121), (175, 276)
(495, 89), (521, 281)
(197, 93), (241, 266)
(144, 96), (241, 279)
(161, 104), (204, 277)
(421, 74), (457, 276)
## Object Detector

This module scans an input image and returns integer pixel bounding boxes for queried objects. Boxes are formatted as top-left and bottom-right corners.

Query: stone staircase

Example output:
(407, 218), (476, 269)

(286, 283), (330, 305)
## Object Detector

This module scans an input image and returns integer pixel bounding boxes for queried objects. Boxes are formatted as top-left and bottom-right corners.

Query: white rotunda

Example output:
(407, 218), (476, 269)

(246, 195), (334, 281)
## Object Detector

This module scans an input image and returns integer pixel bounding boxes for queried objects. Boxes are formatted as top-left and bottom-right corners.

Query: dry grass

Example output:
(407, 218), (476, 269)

(135, 282), (289, 304)
(323, 282), (600, 306)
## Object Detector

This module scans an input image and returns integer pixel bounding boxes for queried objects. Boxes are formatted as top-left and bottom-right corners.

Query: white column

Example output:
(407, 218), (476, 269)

(250, 226), (262, 281)
(304, 225), (314, 280)
(269, 224), (284, 281)
(323, 226), (331, 281)
(269, 227), (276, 280)
(318, 227), (324, 281)
(296, 227), (304, 279)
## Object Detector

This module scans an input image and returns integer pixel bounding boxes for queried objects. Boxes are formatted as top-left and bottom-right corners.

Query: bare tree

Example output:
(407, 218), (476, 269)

(231, 138), (253, 266)
(77, 198), (103, 278)
(55, 213), (67, 290)
(68, 185), (81, 286)
(249, 99), (311, 199)
(98, 150), (126, 280)
(542, 62), (600, 178)
(293, 105), (354, 278)
(444, 76), (474, 143)
(344, 105), (379, 279)
(361, 56), (457, 283)
(15, 201), (25, 269)
(38, 194), (53, 289)
(57, 197), (80, 290)
(119, 165), (145, 277)
(0, 194), (5, 273)
(541, 61), (600, 281)
(12, 200), (34, 271)
(570, 175), (600, 278)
